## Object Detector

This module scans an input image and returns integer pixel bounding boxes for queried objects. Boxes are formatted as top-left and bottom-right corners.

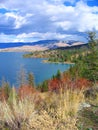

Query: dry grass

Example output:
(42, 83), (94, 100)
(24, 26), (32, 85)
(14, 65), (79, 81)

(41, 89), (84, 130)
(0, 87), (36, 130)
(0, 88), (84, 130)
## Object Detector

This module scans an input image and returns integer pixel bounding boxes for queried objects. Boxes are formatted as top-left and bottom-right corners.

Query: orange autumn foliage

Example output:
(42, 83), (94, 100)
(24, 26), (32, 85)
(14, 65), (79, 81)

(18, 85), (36, 99)
(18, 85), (42, 106)
(63, 78), (91, 90)
(62, 73), (72, 83)
(75, 78), (91, 89)
(48, 76), (91, 92)
(0, 88), (8, 101)
(48, 78), (63, 92)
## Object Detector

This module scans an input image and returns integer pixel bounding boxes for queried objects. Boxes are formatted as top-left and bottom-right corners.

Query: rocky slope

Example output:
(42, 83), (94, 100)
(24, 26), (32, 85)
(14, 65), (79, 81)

(0, 40), (86, 52)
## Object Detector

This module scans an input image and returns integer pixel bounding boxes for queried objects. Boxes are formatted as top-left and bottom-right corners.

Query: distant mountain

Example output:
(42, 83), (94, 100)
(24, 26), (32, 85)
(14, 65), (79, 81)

(33, 40), (59, 45)
(0, 40), (85, 48)
(66, 40), (80, 45)
(0, 40), (59, 49)
(0, 40), (87, 52)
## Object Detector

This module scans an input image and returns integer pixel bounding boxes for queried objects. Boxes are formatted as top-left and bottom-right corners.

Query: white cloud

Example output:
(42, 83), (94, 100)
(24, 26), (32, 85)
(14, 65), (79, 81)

(5, 12), (33, 29)
(0, 33), (16, 43)
(55, 21), (72, 30)
(0, 0), (98, 42)
(42, 0), (98, 33)
(0, 32), (86, 43)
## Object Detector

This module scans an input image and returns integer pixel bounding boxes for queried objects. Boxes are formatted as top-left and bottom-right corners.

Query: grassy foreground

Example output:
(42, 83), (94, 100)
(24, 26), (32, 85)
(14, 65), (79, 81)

(0, 88), (84, 130)
(0, 85), (98, 130)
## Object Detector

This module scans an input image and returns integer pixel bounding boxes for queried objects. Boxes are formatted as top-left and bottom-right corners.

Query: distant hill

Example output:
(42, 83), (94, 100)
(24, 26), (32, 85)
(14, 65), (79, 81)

(0, 40), (87, 52)
(0, 40), (59, 49)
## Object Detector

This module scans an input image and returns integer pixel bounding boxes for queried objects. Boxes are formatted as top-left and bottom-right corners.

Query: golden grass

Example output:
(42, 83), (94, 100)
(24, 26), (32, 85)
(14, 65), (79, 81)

(41, 89), (84, 130)
(0, 87), (35, 130)
(0, 88), (85, 130)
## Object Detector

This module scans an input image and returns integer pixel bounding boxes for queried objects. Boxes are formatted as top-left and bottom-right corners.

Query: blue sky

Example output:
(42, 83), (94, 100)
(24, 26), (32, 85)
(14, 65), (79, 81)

(0, 0), (98, 43)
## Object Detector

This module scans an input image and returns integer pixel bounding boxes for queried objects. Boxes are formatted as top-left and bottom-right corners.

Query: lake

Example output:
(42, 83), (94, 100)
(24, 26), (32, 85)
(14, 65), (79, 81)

(0, 52), (71, 86)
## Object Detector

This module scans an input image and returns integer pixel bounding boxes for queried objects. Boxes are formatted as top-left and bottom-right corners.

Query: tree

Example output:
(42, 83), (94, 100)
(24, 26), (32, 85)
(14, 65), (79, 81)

(69, 31), (98, 82)
(28, 73), (35, 87)
(0, 78), (11, 100)
(87, 31), (96, 51)
(17, 67), (27, 87)
(82, 32), (98, 81)
(83, 51), (98, 81)
(55, 70), (61, 80)
(38, 80), (48, 92)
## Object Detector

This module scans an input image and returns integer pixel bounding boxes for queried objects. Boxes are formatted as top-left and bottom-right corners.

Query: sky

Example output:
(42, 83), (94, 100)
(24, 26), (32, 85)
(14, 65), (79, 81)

(0, 0), (98, 43)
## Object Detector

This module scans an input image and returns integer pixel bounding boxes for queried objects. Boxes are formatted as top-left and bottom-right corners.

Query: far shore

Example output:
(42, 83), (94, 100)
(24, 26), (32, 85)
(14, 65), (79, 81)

(0, 46), (75, 65)
(0, 48), (75, 65)
(43, 59), (75, 65)
(0, 45), (48, 52)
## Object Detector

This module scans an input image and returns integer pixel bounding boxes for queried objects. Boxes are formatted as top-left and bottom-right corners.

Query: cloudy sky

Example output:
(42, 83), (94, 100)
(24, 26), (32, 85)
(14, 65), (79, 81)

(0, 0), (98, 43)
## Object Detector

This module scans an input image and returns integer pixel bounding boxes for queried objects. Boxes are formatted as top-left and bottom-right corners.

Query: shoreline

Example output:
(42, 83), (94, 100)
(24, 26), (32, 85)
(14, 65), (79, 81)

(0, 45), (47, 52)
(43, 59), (75, 65)
(0, 50), (74, 65)
(0, 48), (75, 65)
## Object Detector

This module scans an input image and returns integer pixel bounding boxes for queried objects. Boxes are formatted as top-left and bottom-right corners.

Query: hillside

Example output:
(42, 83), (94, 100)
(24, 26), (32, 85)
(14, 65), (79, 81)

(0, 40), (86, 52)
(23, 43), (89, 64)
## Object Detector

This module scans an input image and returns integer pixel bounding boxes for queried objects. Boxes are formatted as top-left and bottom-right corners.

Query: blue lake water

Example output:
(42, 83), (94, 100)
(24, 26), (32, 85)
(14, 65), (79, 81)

(0, 52), (71, 86)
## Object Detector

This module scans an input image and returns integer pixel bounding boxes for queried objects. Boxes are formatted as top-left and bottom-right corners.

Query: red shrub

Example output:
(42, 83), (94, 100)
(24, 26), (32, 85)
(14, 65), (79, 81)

(18, 85), (36, 99)
(48, 76), (91, 92)
(62, 78), (91, 90)
(0, 88), (8, 101)
(48, 78), (63, 92)
(75, 78), (91, 89)
(62, 73), (71, 83)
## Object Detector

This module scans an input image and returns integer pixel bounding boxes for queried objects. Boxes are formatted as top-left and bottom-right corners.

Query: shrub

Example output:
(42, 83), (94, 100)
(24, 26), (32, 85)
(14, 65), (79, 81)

(48, 78), (63, 92)
(18, 85), (36, 99)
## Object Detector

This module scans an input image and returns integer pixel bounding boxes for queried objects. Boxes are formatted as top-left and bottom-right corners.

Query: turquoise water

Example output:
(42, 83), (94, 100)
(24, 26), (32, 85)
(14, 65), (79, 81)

(0, 52), (71, 86)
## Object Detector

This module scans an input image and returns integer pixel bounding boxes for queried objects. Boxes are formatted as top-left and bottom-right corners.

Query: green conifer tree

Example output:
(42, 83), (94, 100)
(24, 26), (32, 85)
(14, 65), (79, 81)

(81, 32), (98, 81)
